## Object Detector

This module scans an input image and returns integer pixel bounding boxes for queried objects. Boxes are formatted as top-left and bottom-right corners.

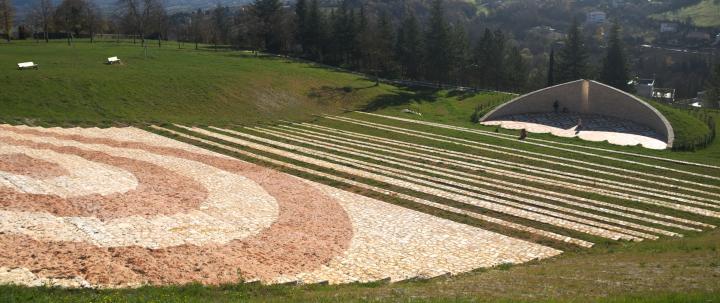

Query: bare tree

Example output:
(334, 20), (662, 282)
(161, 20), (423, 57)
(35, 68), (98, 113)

(85, 0), (103, 43)
(117, 0), (165, 46)
(55, 0), (90, 45)
(189, 9), (206, 50)
(30, 0), (53, 42)
(0, 0), (13, 42)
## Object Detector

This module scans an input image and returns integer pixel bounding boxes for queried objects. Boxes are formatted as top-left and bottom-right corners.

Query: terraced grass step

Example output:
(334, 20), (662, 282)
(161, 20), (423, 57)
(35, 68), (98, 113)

(331, 116), (720, 190)
(325, 116), (720, 217)
(183, 125), (633, 241)
(293, 123), (710, 230)
(356, 112), (720, 171)
(150, 125), (592, 247)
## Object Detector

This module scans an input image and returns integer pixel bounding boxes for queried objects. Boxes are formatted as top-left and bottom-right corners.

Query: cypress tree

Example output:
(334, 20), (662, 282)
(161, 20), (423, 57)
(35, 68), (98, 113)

(295, 0), (307, 53)
(491, 29), (506, 90)
(374, 12), (395, 76)
(600, 22), (631, 92)
(556, 18), (589, 83)
(304, 0), (325, 61)
(355, 5), (371, 69)
(547, 48), (555, 87)
(506, 46), (527, 92)
(473, 28), (494, 89)
(395, 12), (422, 79)
(251, 0), (282, 52)
(423, 0), (451, 85)
(449, 23), (470, 85)
(705, 63), (720, 108)
(330, 0), (356, 65)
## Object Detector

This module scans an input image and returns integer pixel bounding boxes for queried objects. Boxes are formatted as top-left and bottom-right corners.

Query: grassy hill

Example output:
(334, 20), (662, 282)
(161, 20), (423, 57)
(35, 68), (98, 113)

(1, 39), (720, 303)
(0, 39), (714, 154)
(651, 0), (720, 28)
(0, 40), (393, 126)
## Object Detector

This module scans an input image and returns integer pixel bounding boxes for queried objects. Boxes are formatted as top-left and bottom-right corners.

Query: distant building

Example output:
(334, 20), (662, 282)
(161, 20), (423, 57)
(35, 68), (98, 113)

(527, 26), (565, 41)
(633, 78), (655, 98)
(610, 0), (625, 8)
(686, 31), (711, 41)
(586, 11), (607, 24)
(652, 88), (676, 103)
(660, 22), (678, 33)
(690, 91), (706, 108)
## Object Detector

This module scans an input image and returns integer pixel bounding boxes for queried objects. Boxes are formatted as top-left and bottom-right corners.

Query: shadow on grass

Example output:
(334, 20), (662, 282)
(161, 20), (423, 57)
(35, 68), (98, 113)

(361, 89), (442, 112)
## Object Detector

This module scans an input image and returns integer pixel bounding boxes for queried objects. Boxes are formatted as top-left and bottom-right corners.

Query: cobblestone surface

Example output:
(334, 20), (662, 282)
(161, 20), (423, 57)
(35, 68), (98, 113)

(280, 124), (699, 232)
(185, 126), (635, 241)
(296, 123), (709, 230)
(0, 124), (560, 287)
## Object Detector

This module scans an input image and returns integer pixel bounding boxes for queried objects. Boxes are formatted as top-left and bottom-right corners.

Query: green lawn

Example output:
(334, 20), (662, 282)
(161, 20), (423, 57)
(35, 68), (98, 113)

(0, 39), (394, 126)
(650, 0), (720, 28)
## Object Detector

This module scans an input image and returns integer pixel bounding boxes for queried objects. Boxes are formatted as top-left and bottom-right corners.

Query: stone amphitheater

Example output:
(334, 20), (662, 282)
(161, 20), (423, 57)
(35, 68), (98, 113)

(1, 112), (718, 288)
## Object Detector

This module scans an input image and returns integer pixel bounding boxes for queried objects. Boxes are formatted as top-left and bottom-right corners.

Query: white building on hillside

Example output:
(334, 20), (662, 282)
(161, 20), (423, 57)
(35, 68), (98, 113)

(633, 78), (655, 98)
(586, 11), (607, 24)
(660, 22), (678, 33)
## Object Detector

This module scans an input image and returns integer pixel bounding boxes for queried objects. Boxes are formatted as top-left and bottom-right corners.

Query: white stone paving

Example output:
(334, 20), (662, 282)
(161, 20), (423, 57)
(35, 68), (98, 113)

(250, 126), (678, 239)
(0, 144), (138, 198)
(182, 126), (636, 241)
(0, 125), (564, 287)
(0, 128), (280, 248)
(153, 126), (591, 247)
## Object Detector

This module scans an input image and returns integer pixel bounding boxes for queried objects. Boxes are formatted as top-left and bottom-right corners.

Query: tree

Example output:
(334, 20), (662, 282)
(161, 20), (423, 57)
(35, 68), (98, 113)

(556, 18), (589, 83)
(448, 23), (470, 85)
(490, 29), (506, 89)
(55, 0), (91, 44)
(189, 9), (206, 50)
(0, 0), (13, 42)
(117, 0), (166, 46)
(599, 22), (631, 92)
(547, 47), (555, 87)
(295, 0), (307, 52)
(354, 5), (371, 69)
(30, 0), (53, 42)
(505, 46), (527, 92)
(251, 0), (282, 52)
(210, 5), (231, 49)
(706, 63), (720, 108)
(423, 0), (451, 85)
(371, 12), (395, 77)
(473, 28), (494, 89)
(303, 0), (325, 61)
(85, 0), (102, 43)
(395, 12), (421, 79)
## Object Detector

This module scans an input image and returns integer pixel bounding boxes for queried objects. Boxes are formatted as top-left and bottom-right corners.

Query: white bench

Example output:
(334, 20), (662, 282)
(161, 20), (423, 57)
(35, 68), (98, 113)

(17, 62), (38, 70)
(106, 56), (121, 64)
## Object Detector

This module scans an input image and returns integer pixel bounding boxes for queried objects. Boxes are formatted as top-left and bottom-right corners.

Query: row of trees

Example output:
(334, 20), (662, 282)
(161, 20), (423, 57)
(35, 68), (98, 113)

(4, 0), (636, 93)
(547, 18), (632, 92)
(3, 0), (165, 44)
(185, 0), (633, 93)
(259, 0), (529, 91)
